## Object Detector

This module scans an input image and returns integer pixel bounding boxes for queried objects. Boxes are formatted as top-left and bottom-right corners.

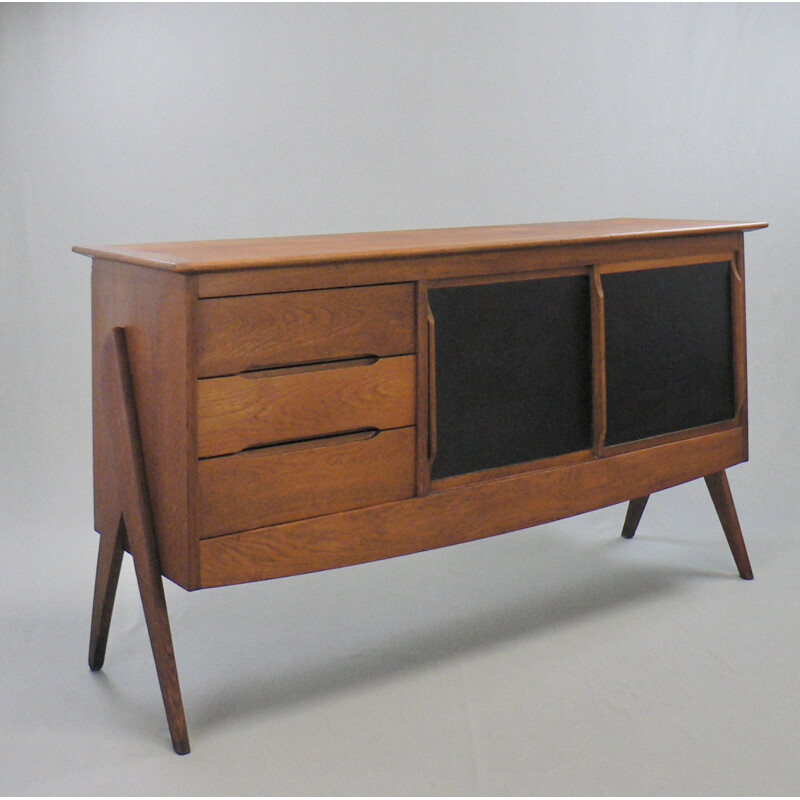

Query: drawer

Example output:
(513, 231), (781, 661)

(196, 284), (415, 377)
(197, 355), (416, 458)
(197, 426), (416, 537)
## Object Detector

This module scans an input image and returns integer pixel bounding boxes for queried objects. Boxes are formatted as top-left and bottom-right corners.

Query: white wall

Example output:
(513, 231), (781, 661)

(2, 4), (799, 793)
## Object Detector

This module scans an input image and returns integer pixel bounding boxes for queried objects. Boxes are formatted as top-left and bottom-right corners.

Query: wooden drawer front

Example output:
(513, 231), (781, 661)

(197, 427), (416, 538)
(197, 284), (415, 377)
(197, 355), (416, 458)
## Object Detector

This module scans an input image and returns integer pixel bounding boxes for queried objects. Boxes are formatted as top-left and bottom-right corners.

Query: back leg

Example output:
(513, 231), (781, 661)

(621, 495), (649, 539)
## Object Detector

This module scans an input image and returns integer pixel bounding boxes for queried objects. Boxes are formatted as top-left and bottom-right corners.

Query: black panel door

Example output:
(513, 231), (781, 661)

(428, 276), (592, 481)
(603, 261), (735, 447)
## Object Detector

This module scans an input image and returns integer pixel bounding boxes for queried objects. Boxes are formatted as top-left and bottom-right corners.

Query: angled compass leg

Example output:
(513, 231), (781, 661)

(88, 326), (190, 754)
(620, 495), (649, 539)
(704, 470), (754, 580)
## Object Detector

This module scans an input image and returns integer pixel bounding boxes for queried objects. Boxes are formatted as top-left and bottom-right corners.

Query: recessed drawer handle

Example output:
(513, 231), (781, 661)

(234, 428), (380, 458)
(241, 355), (379, 379)
(427, 304), (437, 465)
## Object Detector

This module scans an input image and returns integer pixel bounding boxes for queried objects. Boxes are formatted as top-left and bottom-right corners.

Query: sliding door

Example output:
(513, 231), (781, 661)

(428, 275), (593, 481)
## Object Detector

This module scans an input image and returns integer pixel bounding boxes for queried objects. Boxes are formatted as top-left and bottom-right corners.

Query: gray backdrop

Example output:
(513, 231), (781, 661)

(2, 3), (799, 794)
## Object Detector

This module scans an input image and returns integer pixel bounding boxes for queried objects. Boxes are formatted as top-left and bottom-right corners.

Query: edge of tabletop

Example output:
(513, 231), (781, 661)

(72, 218), (769, 273)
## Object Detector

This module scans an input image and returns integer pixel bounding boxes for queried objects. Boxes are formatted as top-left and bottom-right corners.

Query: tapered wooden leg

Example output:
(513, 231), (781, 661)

(621, 495), (649, 539)
(704, 471), (754, 580)
(124, 514), (191, 755)
(90, 327), (190, 754)
(88, 514), (126, 671)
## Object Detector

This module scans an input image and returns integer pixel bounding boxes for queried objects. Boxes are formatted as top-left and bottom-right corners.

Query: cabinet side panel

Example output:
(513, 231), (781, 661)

(92, 260), (195, 589)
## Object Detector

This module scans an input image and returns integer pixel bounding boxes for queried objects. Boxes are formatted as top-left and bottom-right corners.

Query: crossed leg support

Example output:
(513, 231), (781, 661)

(620, 471), (754, 580)
(88, 327), (190, 755)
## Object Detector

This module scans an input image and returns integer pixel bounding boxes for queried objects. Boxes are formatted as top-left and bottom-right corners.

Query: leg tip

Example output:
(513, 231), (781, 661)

(172, 738), (191, 755)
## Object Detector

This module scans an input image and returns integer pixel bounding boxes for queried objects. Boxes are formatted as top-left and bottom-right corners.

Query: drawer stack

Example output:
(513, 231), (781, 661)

(195, 283), (417, 538)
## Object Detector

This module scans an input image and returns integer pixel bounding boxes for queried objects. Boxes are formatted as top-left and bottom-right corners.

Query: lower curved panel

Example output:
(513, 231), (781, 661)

(198, 426), (746, 589)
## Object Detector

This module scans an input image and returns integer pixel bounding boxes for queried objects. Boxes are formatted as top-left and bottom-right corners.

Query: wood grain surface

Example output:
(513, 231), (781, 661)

(199, 426), (746, 587)
(74, 218), (767, 272)
(91, 260), (197, 589)
(99, 327), (190, 754)
(197, 355), (416, 457)
(197, 426), (416, 538)
(197, 284), (415, 377)
(704, 471), (753, 579)
(591, 268), (607, 455)
(195, 232), (747, 299)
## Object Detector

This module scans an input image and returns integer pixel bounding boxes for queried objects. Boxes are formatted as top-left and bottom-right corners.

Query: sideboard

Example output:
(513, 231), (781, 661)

(74, 217), (766, 753)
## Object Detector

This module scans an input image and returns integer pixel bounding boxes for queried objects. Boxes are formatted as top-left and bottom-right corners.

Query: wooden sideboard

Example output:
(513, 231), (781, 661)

(74, 217), (766, 753)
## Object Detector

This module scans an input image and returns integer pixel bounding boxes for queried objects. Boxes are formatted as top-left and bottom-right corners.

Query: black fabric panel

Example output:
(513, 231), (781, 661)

(429, 276), (592, 480)
(603, 261), (735, 446)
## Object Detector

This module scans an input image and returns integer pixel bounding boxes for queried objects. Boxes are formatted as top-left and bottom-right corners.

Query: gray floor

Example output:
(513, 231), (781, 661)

(3, 472), (798, 795)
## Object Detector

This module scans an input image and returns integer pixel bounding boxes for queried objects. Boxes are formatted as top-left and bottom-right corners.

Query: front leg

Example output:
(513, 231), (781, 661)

(105, 326), (191, 754)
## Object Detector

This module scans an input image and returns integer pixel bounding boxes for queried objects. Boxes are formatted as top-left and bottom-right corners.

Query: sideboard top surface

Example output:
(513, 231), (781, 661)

(73, 218), (767, 273)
